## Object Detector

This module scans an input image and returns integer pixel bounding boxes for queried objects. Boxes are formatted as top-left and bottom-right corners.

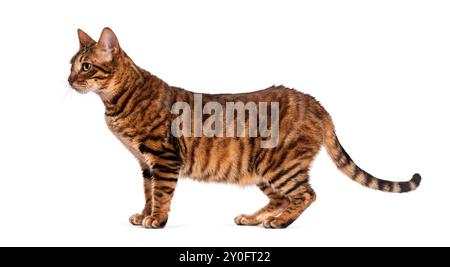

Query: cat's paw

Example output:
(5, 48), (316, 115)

(142, 215), (168, 229)
(129, 213), (144, 225)
(262, 216), (294, 229)
(234, 214), (260, 226)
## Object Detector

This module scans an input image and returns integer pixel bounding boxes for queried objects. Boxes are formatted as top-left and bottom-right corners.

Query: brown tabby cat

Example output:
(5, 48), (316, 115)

(68, 27), (421, 229)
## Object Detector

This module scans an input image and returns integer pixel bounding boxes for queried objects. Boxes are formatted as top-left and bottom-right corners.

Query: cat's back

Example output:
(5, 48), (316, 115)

(169, 84), (324, 137)
(198, 85), (305, 104)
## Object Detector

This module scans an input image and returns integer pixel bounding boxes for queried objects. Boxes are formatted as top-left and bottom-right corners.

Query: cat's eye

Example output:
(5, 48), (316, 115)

(81, 63), (91, 72)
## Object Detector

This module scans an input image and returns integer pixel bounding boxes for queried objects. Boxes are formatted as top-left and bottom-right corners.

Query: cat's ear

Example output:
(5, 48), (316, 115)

(77, 29), (95, 48)
(98, 27), (120, 53)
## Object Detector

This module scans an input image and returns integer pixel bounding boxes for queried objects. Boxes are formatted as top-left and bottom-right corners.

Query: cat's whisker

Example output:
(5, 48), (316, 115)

(60, 83), (75, 101)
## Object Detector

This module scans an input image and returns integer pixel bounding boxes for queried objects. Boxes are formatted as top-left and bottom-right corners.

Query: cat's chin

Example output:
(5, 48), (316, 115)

(77, 89), (91, 94)
(72, 87), (93, 94)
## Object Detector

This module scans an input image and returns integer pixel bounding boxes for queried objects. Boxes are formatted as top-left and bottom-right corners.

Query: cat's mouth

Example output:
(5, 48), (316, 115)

(70, 82), (93, 94)
(74, 87), (91, 94)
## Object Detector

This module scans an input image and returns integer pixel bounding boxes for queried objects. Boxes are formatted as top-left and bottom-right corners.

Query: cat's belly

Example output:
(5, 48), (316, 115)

(179, 164), (260, 185)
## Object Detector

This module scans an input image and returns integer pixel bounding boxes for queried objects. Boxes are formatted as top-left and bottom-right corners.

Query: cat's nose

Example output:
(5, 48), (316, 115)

(68, 75), (77, 85)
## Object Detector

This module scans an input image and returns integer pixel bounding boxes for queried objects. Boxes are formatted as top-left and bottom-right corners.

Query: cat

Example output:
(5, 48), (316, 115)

(68, 27), (421, 229)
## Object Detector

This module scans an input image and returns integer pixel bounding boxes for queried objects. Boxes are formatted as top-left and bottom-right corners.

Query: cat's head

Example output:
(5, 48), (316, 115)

(68, 27), (124, 95)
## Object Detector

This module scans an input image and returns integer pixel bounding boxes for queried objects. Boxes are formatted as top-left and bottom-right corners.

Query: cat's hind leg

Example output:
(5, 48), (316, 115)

(234, 183), (290, 226)
(262, 169), (316, 229)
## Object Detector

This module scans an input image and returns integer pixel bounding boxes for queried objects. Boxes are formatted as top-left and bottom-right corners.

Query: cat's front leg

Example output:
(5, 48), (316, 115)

(142, 162), (180, 229)
(129, 166), (153, 225)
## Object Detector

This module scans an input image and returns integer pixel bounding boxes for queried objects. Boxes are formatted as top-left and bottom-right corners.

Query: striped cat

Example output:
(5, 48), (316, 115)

(68, 28), (421, 229)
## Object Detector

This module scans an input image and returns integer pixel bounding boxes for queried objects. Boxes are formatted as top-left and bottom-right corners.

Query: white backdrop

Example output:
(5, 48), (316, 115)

(0, 0), (449, 246)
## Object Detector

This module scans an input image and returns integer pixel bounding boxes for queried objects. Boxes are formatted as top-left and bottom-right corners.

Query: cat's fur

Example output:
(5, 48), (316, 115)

(68, 28), (421, 228)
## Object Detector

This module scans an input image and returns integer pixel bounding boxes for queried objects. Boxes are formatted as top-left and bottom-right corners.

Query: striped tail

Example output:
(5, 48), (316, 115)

(323, 120), (421, 193)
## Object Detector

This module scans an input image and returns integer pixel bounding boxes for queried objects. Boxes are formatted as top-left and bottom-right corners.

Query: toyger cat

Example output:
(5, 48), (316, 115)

(68, 27), (421, 229)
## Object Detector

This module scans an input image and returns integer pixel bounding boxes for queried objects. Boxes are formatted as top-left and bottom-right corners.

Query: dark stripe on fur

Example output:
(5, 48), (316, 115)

(153, 163), (180, 174)
(284, 179), (309, 195)
(153, 173), (178, 182)
(105, 87), (135, 117)
(142, 169), (153, 179)
(139, 144), (164, 156)
(276, 168), (306, 190)
(269, 162), (302, 184)
(155, 186), (175, 195)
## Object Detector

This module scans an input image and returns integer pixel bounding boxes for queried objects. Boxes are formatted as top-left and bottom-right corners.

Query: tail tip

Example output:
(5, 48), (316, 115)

(412, 173), (422, 187)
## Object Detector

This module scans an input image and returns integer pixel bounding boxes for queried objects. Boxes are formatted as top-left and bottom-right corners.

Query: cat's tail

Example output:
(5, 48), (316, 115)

(322, 117), (421, 193)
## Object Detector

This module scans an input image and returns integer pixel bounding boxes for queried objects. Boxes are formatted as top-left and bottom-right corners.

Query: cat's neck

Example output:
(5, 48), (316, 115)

(97, 59), (148, 105)
(99, 59), (172, 119)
